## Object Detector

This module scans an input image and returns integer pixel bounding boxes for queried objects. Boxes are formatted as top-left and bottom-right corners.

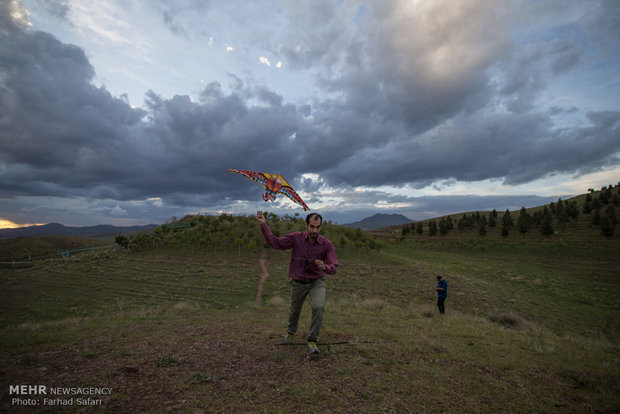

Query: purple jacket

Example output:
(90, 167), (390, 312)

(261, 222), (338, 282)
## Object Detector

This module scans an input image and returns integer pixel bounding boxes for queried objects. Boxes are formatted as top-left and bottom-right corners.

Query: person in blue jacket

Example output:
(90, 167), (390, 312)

(435, 275), (447, 314)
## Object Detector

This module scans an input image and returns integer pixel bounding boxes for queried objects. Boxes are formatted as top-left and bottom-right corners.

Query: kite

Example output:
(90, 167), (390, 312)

(226, 169), (311, 211)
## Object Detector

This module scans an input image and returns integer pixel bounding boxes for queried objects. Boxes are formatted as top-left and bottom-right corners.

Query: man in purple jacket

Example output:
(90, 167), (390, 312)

(257, 211), (338, 354)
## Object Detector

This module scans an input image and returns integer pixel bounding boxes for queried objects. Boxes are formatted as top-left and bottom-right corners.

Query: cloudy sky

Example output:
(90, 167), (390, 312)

(1, 0), (619, 227)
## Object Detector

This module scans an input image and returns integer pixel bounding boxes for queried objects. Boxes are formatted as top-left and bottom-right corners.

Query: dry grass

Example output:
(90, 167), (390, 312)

(1, 231), (618, 413)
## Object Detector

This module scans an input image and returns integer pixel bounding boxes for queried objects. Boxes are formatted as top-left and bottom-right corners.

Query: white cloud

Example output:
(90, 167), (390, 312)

(7, 0), (31, 29)
(259, 57), (283, 69)
(147, 197), (164, 207)
(259, 56), (271, 66)
(110, 204), (128, 216)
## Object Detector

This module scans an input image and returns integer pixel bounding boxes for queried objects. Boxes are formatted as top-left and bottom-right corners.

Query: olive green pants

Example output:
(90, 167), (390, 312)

(287, 278), (326, 342)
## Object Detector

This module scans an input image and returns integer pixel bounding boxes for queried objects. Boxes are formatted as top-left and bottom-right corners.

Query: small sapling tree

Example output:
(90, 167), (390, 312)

(115, 234), (129, 249)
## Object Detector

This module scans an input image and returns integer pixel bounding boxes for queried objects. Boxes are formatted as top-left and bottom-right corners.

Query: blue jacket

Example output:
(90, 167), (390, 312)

(437, 280), (448, 298)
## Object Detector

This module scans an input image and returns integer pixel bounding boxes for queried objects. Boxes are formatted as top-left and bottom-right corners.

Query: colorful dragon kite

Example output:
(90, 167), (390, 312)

(226, 169), (310, 211)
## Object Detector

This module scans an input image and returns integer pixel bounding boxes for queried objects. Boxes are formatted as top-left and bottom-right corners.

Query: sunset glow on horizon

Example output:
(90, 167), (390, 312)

(0, 219), (44, 229)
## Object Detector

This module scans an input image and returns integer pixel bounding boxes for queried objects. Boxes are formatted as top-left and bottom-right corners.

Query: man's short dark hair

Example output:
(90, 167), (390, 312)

(306, 213), (323, 225)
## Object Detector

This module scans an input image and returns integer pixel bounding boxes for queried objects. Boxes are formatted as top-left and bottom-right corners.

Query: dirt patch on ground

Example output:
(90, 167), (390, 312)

(254, 249), (270, 307)
(1, 314), (371, 413)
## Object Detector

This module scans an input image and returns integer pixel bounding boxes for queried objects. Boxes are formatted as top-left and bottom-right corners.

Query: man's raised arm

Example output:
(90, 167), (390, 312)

(256, 211), (293, 250)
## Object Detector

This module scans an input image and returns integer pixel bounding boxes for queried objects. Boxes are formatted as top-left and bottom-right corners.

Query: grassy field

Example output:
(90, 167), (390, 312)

(0, 236), (111, 262)
(1, 231), (619, 413)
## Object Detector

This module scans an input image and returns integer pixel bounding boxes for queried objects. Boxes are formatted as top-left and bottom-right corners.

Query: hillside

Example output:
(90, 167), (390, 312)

(2, 185), (617, 263)
(0, 236), (111, 262)
(371, 184), (620, 242)
(127, 212), (387, 255)
(0, 186), (618, 412)
(1, 211), (618, 412)
(0, 222), (157, 240)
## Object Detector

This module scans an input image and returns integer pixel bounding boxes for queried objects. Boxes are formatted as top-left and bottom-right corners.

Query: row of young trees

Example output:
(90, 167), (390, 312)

(118, 212), (384, 255)
(585, 184), (620, 236)
(401, 205), (567, 238)
(117, 186), (620, 251)
(402, 184), (619, 238)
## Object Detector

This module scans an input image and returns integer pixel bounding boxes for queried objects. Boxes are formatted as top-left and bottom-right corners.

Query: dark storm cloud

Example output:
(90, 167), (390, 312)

(315, 109), (620, 188)
(0, 22), (146, 196)
(288, 0), (620, 189)
(1, 0), (619, 227)
(498, 39), (583, 113)
(278, 0), (346, 70)
(135, 85), (304, 200)
(0, 12), (308, 207)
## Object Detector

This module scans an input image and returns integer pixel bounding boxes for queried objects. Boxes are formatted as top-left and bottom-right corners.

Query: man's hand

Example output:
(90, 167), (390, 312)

(256, 211), (266, 224)
(314, 259), (327, 271)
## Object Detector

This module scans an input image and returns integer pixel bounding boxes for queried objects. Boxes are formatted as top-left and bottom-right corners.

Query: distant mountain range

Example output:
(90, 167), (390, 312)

(0, 212), (411, 239)
(0, 223), (158, 240)
(343, 213), (413, 230)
